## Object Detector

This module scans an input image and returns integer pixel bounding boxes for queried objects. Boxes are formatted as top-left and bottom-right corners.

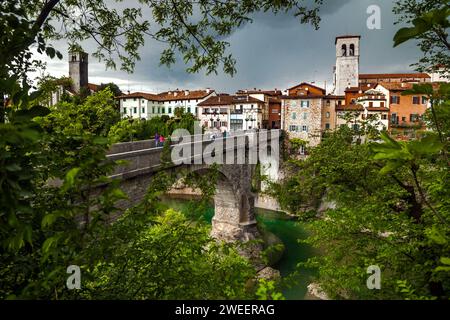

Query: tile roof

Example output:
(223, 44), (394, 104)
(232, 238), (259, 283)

(360, 73), (430, 80)
(116, 89), (214, 101)
(336, 104), (364, 112)
(345, 84), (376, 92)
(287, 82), (326, 94)
(87, 83), (99, 91)
(281, 94), (325, 100)
(157, 89), (214, 101)
(367, 107), (389, 112)
(236, 89), (283, 96)
(197, 95), (265, 107)
(116, 92), (160, 100)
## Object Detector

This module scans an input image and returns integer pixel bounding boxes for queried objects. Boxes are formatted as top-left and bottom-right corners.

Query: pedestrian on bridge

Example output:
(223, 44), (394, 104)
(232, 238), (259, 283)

(154, 132), (160, 147)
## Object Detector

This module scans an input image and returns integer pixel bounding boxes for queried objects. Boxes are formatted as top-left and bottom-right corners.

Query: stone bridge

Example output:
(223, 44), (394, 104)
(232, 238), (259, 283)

(106, 130), (280, 243)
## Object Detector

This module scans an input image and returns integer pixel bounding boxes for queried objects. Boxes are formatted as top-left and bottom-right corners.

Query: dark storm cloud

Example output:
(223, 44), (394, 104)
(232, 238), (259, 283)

(33, 0), (423, 94)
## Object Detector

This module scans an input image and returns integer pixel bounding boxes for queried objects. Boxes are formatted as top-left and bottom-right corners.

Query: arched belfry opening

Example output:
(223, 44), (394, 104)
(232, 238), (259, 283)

(349, 44), (355, 56)
(341, 44), (347, 56)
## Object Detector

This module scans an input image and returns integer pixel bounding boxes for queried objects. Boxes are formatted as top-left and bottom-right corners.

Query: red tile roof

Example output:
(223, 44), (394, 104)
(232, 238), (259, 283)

(236, 89), (282, 96)
(281, 95), (325, 100)
(336, 104), (364, 112)
(367, 107), (389, 112)
(158, 89), (214, 101)
(197, 95), (264, 107)
(87, 83), (99, 91)
(345, 84), (376, 92)
(116, 92), (160, 100)
(360, 73), (430, 80)
(287, 82), (326, 94)
(116, 89), (214, 102)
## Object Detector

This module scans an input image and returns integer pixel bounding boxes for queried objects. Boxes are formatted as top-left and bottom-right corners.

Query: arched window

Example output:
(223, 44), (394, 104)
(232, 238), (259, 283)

(341, 44), (347, 56)
(349, 44), (355, 56)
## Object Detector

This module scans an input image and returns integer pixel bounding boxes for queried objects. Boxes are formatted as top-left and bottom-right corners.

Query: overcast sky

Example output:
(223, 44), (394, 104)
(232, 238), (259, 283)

(31, 0), (422, 94)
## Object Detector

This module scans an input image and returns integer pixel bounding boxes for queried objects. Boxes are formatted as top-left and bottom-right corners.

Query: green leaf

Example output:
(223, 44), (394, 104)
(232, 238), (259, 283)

(63, 167), (81, 190)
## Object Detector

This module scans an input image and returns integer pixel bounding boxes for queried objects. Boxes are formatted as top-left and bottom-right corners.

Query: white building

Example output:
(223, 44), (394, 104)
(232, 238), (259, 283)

(197, 95), (265, 132)
(355, 89), (389, 131)
(333, 35), (360, 96)
(117, 89), (216, 120)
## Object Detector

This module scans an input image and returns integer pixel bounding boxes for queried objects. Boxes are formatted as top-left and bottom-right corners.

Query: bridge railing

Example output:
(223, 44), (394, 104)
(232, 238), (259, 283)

(106, 130), (281, 180)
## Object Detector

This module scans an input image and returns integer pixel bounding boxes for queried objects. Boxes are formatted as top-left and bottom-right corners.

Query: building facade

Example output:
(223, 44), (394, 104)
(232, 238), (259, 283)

(117, 89), (216, 120)
(197, 94), (265, 132)
(281, 83), (324, 147)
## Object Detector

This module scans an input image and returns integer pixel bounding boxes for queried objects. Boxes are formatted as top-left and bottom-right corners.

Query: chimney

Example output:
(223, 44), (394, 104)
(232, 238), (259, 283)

(184, 90), (189, 96)
(206, 88), (211, 94)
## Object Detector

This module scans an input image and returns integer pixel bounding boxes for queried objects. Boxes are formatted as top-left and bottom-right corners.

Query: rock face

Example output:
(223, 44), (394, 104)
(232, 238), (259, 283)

(257, 267), (281, 281)
(306, 283), (330, 300)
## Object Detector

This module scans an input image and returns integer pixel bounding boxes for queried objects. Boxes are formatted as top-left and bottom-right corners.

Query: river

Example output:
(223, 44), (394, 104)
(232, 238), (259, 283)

(161, 196), (318, 300)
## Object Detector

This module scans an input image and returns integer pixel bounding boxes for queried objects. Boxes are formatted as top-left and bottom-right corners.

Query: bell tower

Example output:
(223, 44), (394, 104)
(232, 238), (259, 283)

(333, 35), (360, 96)
(68, 49), (89, 93)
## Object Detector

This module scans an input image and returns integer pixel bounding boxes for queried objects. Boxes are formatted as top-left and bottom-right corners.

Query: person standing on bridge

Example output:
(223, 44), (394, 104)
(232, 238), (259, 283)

(154, 132), (160, 147)
(159, 135), (165, 147)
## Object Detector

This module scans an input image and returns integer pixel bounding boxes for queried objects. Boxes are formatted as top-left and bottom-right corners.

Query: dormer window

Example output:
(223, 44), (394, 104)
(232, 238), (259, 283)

(341, 44), (347, 56)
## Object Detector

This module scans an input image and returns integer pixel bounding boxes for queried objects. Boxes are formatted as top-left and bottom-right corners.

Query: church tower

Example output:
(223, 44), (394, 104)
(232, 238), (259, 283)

(68, 49), (89, 93)
(333, 35), (360, 96)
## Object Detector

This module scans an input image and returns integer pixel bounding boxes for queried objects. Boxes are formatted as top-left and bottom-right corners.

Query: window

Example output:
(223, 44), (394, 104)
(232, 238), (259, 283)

(162, 107), (165, 114)
(326, 100), (330, 106)
(412, 96), (420, 105)
(299, 145), (307, 156)
(325, 123), (330, 130)
(168, 107), (172, 114)
(382, 114), (387, 120)
(380, 102), (385, 108)
(272, 109), (279, 114)
(123, 107), (127, 114)
(142, 100), (145, 104)
(410, 114), (420, 122)
(187, 107), (191, 113)
(301, 101), (310, 108)
(133, 98), (137, 101)
(352, 124), (360, 131)
(349, 44), (355, 56)
(157, 107), (160, 114)
(142, 107), (145, 113)
(289, 125), (298, 132)
(230, 119), (243, 131)
(326, 112), (330, 118)
(369, 102), (374, 107)
(391, 113), (398, 124)
(303, 113), (308, 120)
(195, 107), (198, 115)
(302, 125), (308, 132)
(341, 44), (347, 56)
(402, 117), (406, 122)
(220, 121), (227, 127)
(292, 112), (297, 120)
(422, 96), (428, 104)
(391, 96), (400, 104)
(152, 107), (155, 114)
(133, 107), (137, 114)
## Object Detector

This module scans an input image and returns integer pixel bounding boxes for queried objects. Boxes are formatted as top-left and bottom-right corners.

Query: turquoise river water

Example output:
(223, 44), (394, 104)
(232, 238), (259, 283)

(161, 197), (318, 300)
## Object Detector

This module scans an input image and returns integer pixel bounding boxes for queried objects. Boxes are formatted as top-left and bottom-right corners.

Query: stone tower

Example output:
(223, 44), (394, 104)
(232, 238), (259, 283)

(68, 50), (89, 93)
(333, 35), (360, 96)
